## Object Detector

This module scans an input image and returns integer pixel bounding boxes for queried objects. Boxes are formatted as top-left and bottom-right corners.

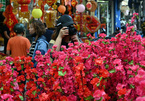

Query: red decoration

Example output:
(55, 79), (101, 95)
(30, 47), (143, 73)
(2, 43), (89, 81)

(4, 5), (18, 31)
(85, 16), (101, 33)
(71, 0), (77, 7)
(46, 0), (55, 6)
(17, 0), (31, 12)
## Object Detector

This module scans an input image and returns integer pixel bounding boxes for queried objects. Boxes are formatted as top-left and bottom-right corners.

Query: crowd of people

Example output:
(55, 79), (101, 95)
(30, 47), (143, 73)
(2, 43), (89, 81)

(0, 12), (82, 66)
(1, 10), (145, 67)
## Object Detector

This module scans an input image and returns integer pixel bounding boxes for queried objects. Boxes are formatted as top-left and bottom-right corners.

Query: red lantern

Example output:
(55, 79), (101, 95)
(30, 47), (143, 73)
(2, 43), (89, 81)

(17, 0), (31, 12)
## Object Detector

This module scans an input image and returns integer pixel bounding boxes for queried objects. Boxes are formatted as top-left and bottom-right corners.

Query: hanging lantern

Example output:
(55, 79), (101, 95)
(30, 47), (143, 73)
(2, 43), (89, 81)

(76, 4), (85, 13)
(32, 9), (42, 18)
(17, 0), (31, 12)
(58, 5), (66, 14)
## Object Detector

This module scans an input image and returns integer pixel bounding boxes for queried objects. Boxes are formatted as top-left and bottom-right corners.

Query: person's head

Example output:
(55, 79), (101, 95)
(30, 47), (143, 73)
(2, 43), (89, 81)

(52, 14), (77, 40)
(13, 23), (25, 35)
(29, 19), (46, 37)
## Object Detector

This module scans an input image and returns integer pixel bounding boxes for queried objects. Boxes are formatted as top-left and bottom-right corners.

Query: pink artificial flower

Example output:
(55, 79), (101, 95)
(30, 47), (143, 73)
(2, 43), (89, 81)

(52, 45), (57, 49)
(35, 50), (41, 55)
(139, 61), (145, 67)
(68, 43), (74, 47)
(115, 65), (123, 71)
(61, 45), (66, 50)
(136, 97), (145, 101)
(130, 65), (139, 71)
(113, 59), (121, 66)
(99, 33), (107, 38)
(93, 90), (106, 100)
(116, 83), (126, 90)
(1, 94), (13, 101)
(67, 94), (77, 101)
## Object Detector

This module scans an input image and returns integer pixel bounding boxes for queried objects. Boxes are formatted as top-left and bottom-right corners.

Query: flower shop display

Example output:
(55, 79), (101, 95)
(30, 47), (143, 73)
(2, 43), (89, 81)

(1, 13), (145, 101)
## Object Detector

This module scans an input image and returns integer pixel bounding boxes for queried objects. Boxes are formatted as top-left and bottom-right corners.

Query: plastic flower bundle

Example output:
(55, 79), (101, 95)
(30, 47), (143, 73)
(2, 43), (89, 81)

(1, 12), (145, 101)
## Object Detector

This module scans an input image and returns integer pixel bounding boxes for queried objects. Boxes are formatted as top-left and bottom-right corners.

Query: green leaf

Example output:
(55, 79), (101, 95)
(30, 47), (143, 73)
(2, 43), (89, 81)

(59, 88), (62, 92)
(59, 67), (64, 70)
(10, 88), (14, 92)
(93, 74), (97, 77)
(0, 62), (3, 66)
(10, 82), (15, 86)
(19, 95), (24, 101)
(58, 71), (66, 76)
(96, 83), (100, 87)
(47, 63), (50, 66)
(0, 87), (3, 91)
(10, 61), (13, 65)
(42, 82), (46, 87)
(109, 69), (116, 73)
(32, 90), (37, 95)
(102, 41), (106, 44)
(129, 75), (134, 78)
(84, 95), (94, 100)
(105, 64), (109, 69)
(21, 65), (24, 70)
(130, 84), (135, 89)
(13, 79), (16, 82)
(129, 60), (134, 65)
(124, 59), (128, 62)
(99, 77), (103, 81)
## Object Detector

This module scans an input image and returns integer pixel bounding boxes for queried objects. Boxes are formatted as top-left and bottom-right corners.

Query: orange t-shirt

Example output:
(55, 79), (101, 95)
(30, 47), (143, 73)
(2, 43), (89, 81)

(7, 36), (31, 58)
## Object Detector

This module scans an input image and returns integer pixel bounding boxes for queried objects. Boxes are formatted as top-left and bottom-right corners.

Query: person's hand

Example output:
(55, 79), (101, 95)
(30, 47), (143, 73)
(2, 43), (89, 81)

(71, 34), (80, 43)
(58, 27), (69, 39)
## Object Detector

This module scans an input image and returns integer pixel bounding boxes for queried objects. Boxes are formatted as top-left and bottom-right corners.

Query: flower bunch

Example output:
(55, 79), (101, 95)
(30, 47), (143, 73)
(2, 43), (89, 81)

(1, 12), (145, 101)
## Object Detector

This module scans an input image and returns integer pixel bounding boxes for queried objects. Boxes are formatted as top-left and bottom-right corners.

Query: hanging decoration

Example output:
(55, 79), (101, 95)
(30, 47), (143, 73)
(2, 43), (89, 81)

(46, 0), (55, 6)
(32, 8), (42, 18)
(89, 0), (97, 12)
(76, 4), (85, 13)
(85, 16), (100, 33)
(17, 0), (31, 12)
(45, 10), (57, 28)
(71, 0), (77, 7)
(86, 1), (92, 11)
(3, 5), (18, 31)
(58, 5), (66, 14)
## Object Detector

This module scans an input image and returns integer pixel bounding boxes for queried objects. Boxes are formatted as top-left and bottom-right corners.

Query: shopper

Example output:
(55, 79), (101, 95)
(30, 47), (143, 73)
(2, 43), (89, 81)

(6, 23), (31, 58)
(28, 19), (49, 66)
(0, 12), (10, 54)
(52, 14), (81, 51)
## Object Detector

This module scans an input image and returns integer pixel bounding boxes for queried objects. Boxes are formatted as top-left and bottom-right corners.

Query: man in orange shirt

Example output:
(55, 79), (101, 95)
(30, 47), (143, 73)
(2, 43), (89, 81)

(6, 23), (31, 58)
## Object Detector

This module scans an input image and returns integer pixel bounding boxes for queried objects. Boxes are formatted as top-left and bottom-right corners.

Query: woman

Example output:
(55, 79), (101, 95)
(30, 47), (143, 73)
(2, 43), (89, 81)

(28, 19), (49, 66)
(52, 14), (81, 51)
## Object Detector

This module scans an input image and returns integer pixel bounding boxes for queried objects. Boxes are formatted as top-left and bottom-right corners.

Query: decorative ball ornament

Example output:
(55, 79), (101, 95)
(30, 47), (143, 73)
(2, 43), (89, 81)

(32, 9), (42, 18)
(86, 1), (92, 11)
(58, 5), (66, 14)
(76, 4), (85, 13)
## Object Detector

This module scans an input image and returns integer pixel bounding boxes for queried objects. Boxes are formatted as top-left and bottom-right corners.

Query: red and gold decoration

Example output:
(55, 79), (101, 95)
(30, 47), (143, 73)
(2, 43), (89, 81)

(45, 10), (57, 28)
(71, 0), (77, 7)
(3, 5), (18, 31)
(17, 0), (31, 12)
(85, 16), (100, 33)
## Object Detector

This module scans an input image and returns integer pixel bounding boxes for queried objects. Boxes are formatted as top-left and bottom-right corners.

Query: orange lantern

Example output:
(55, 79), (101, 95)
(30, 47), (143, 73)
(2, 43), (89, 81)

(17, 0), (31, 12)
(58, 5), (66, 14)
